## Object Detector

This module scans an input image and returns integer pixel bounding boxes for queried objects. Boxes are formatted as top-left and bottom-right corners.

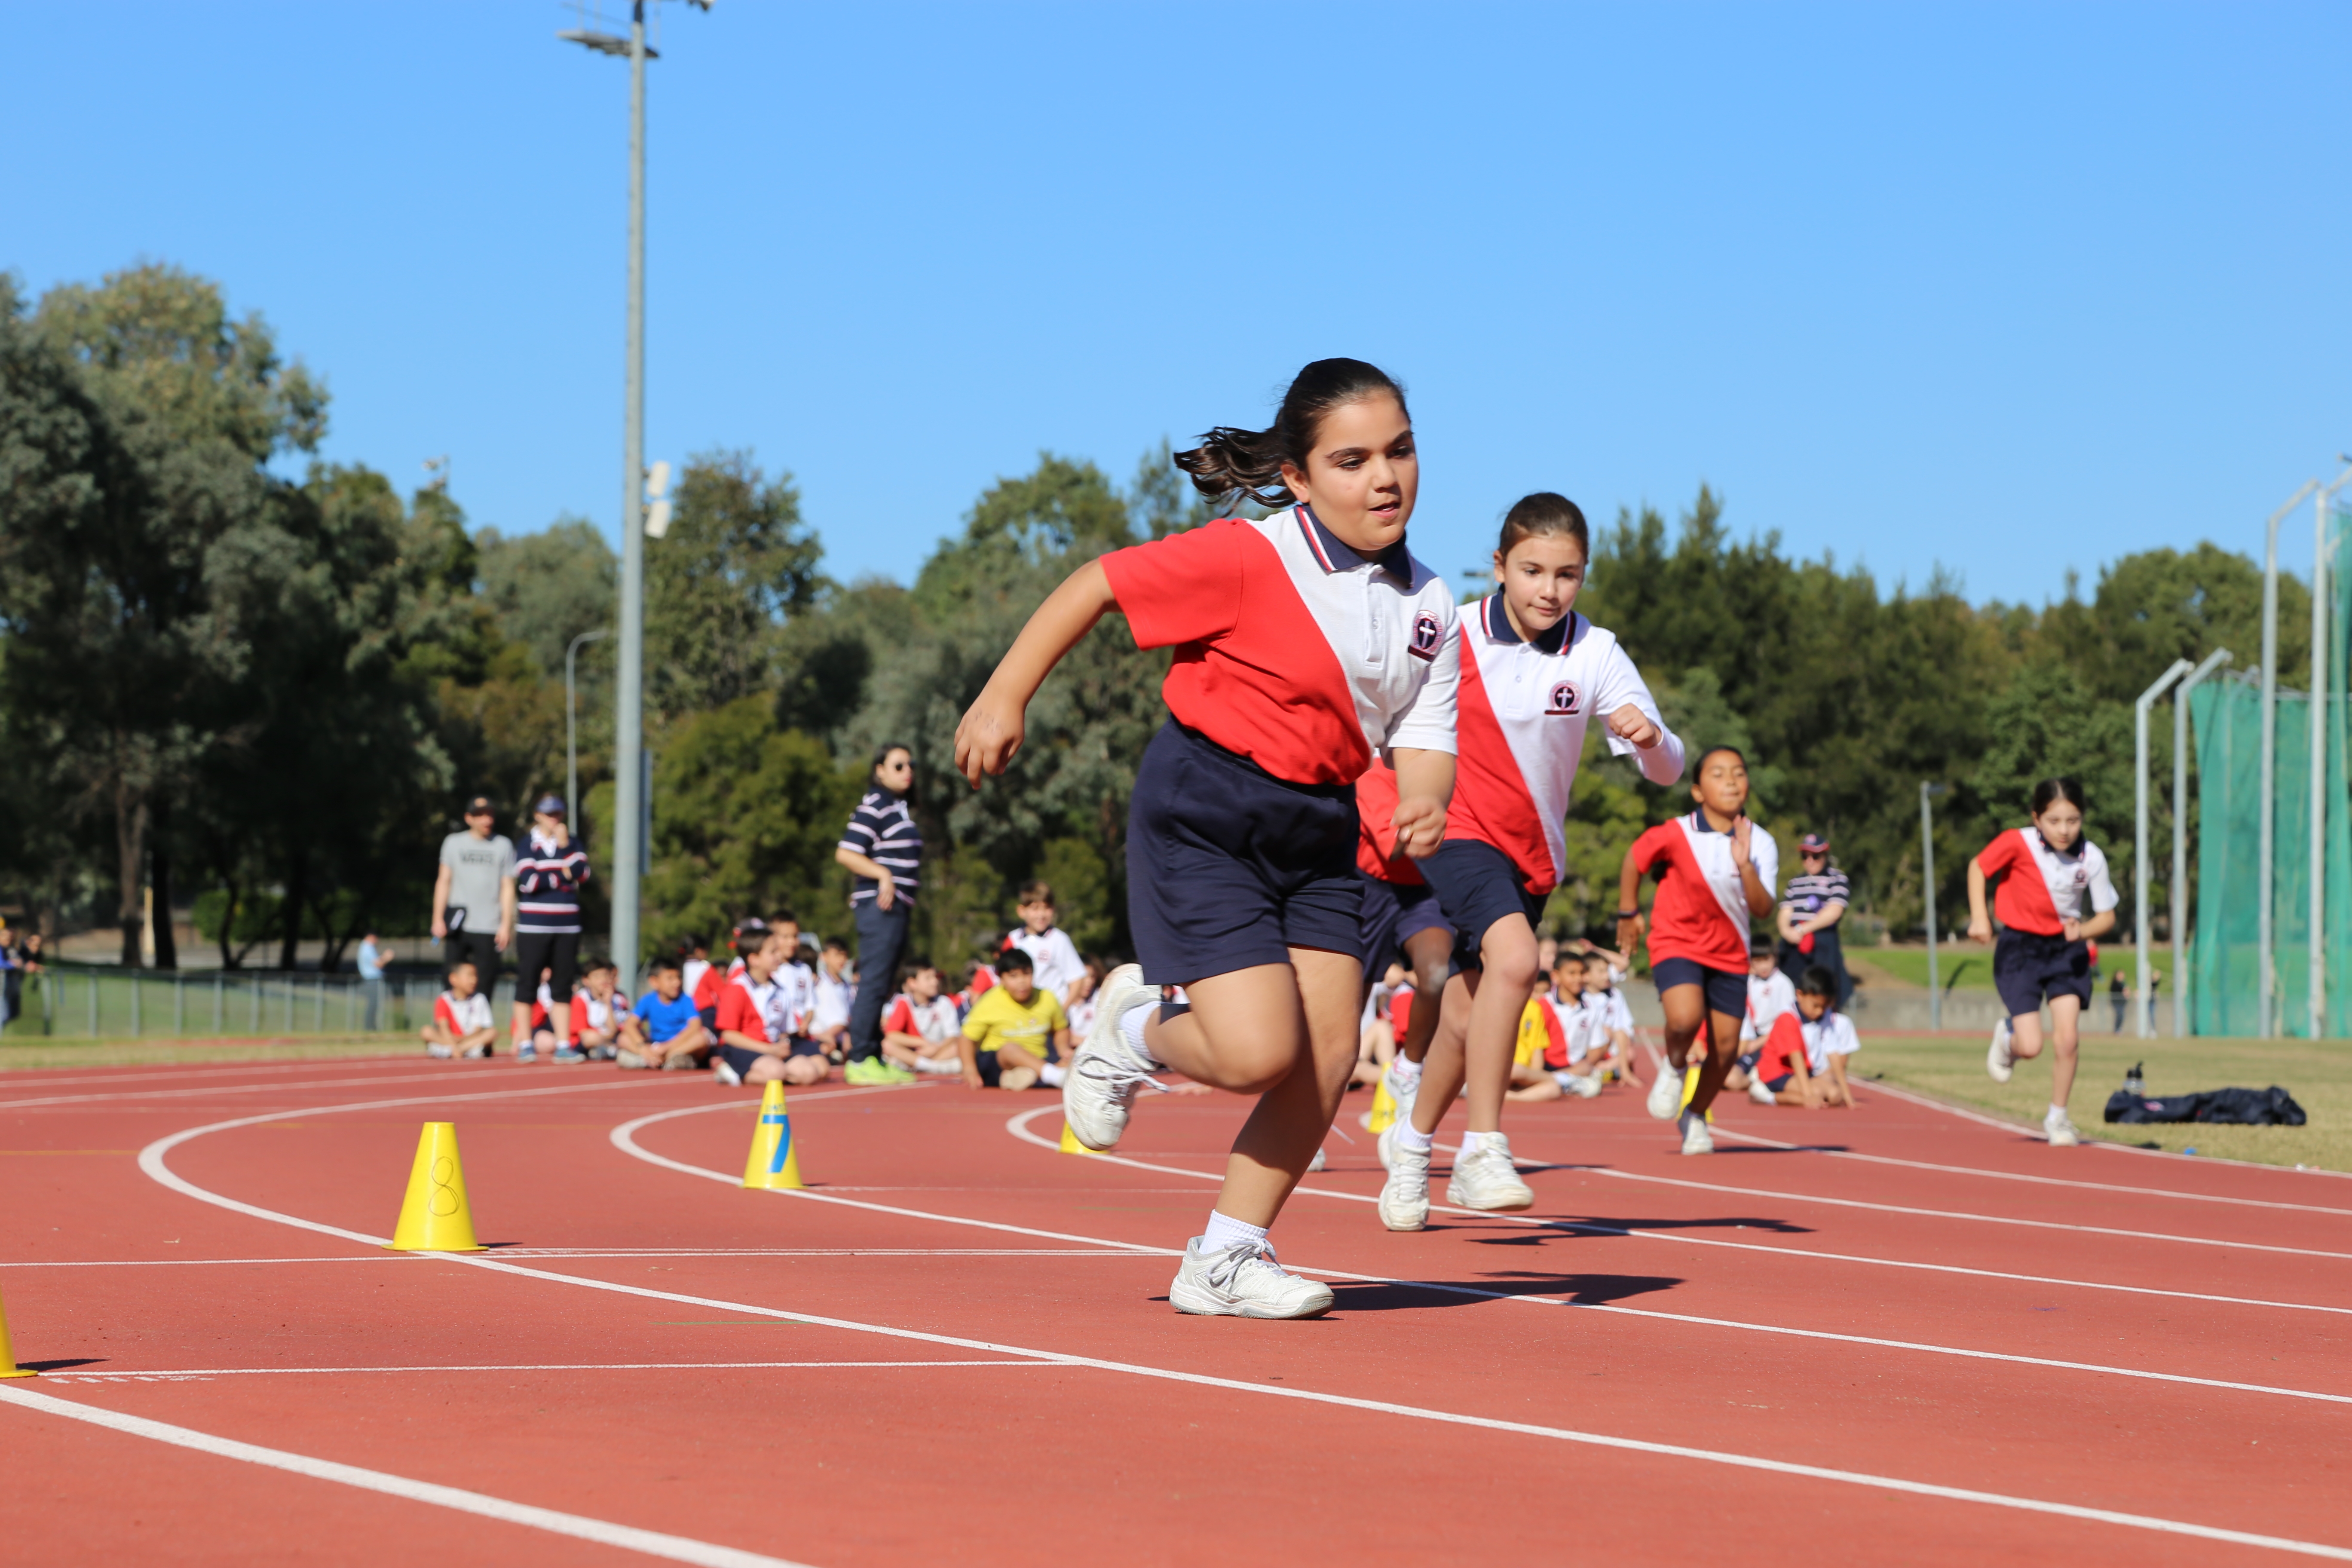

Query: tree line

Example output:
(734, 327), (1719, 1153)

(1, 264), (2285, 971)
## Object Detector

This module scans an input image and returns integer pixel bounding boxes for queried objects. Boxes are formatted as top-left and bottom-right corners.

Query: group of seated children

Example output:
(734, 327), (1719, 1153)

(421, 953), (710, 1068)
(1508, 948), (1635, 1102)
(1726, 940), (1860, 1108)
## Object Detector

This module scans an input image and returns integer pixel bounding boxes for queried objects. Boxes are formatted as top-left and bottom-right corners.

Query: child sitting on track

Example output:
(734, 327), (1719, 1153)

(1578, 951), (1635, 1084)
(1744, 965), (1861, 1108)
(1507, 951), (1602, 1102)
(1005, 881), (1087, 1005)
(882, 962), (965, 1075)
(623, 955), (708, 1070)
(958, 946), (1069, 1091)
(422, 959), (496, 1059)
(808, 936), (855, 1062)
(712, 925), (830, 1088)
(1741, 937), (1796, 1045)
(567, 960), (633, 1061)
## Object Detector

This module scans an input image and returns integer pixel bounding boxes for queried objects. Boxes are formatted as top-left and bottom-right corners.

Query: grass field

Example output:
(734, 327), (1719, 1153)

(0, 1036), (401, 1072)
(1849, 946), (2001, 989)
(1858, 1030), (2350, 1173)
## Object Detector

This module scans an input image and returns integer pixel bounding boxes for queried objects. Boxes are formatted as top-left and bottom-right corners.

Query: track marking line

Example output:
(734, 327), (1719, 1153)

(0, 1056), (430, 1091)
(125, 1114), (2352, 1564)
(1007, 1110), (2352, 1318)
(0, 1066), (606, 1112)
(0, 1384), (818, 1567)
(0, 1248), (1142, 1268)
(45, 1360), (1055, 1379)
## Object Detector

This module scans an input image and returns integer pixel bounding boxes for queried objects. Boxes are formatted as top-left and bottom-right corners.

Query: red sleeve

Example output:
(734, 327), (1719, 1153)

(1354, 761), (1426, 883)
(435, 995), (458, 1035)
(1390, 989), (1412, 1039)
(569, 994), (591, 1043)
(714, 985), (766, 1043)
(693, 968), (720, 1009)
(1629, 822), (1677, 875)
(1974, 829), (2022, 879)
(1099, 521), (1245, 651)
(1540, 1004), (1569, 1070)
(883, 997), (913, 1036)
(1765, 1013), (1807, 1075)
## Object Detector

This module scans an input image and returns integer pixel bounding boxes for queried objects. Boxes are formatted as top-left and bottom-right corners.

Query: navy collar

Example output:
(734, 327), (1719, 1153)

(1480, 595), (1574, 655)
(1296, 504), (1414, 583)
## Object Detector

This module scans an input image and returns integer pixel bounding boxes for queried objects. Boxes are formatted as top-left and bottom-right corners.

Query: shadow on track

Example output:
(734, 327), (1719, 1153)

(1327, 1272), (1681, 1312)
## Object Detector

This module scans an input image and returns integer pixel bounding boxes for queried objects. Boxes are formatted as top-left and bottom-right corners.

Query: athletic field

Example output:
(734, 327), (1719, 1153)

(0, 1052), (2344, 1565)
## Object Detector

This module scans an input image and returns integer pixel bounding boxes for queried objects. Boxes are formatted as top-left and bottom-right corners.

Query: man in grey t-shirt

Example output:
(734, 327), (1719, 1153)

(433, 795), (517, 1006)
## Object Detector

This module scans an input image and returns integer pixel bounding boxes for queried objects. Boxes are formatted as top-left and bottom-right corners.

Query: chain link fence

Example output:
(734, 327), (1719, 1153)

(0, 968), (521, 1039)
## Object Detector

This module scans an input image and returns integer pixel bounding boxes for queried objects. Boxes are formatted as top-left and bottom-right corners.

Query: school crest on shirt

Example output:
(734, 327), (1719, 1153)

(1407, 610), (1442, 661)
(1546, 680), (1583, 717)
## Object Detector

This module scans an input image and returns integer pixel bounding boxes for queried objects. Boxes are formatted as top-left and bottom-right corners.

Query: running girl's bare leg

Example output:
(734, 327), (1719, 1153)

(1399, 927), (1453, 1065)
(1455, 916), (1539, 1135)
(1408, 972), (1476, 1132)
(1658, 983), (1706, 1091)
(1679, 1000), (1745, 1117)
(2007, 1009), (2047, 1064)
(2046, 995), (2081, 1106)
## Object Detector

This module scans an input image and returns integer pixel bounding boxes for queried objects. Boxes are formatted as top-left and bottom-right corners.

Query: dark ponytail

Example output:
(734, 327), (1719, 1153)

(1173, 358), (1409, 508)
(1497, 492), (1590, 559)
(2030, 777), (2086, 816)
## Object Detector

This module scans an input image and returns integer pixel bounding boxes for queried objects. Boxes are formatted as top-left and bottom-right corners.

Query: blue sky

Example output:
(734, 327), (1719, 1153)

(9, 2), (2350, 604)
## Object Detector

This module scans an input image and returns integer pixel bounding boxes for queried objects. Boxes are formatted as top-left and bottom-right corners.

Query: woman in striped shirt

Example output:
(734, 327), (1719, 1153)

(835, 745), (922, 1086)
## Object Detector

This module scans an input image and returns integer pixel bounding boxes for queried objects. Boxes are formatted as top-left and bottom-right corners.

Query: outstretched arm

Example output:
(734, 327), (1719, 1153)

(1615, 846), (1649, 961)
(954, 561), (1117, 787)
(1966, 859), (1992, 943)
(1389, 747), (1456, 860)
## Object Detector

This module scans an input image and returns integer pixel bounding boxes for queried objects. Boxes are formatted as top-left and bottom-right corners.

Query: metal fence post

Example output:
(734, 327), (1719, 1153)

(214, 972), (223, 1033)
(129, 974), (140, 1038)
(249, 975), (260, 1032)
(175, 974), (185, 1035)
(88, 974), (97, 1037)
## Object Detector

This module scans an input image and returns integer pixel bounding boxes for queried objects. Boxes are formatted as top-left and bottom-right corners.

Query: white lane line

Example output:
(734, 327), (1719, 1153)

(0, 1067), (576, 1112)
(607, 1102), (2352, 1406)
(1862, 1078), (2352, 1182)
(1014, 1111), (2352, 1318)
(122, 1116), (2352, 1563)
(46, 1360), (1054, 1380)
(0, 1249), (1136, 1268)
(1698, 1123), (2352, 1218)
(0, 1057), (426, 1090)
(0, 1385), (815, 1566)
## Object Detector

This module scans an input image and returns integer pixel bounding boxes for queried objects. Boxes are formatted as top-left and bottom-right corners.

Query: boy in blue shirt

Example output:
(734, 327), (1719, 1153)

(625, 955), (710, 1070)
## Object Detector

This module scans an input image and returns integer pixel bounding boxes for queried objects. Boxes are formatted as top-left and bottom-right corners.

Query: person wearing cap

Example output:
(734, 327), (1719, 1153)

(1776, 832), (1852, 1008)
(511, 795), (592, 1060)
(433, 796), (518, 1010)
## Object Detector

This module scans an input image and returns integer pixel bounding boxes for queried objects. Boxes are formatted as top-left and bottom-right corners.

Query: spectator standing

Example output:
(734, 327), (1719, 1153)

(0, 920), (17, 1031)
(432, 796), (517, 1004)
(2108, 966), (2128, 1033)
(510, 796), (590, 1060)
(356, 931), (387, 1032)
(1776, 832), (1852, 1008)
(835, 744), (922, 1086)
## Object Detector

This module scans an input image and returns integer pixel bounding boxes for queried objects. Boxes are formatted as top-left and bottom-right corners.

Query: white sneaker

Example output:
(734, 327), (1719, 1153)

(1060, 964), (1164, 1152)
(1569, 1072), (1602, 1100)
(426, 1043), (454, 1060)
(462, 1041), (491, 1060)
(1646, 1064), (1684, 1121)
(1168, 1237), (1334, 1319)
(2044, 1108), (2081, 1147)
(1378, 1140), (1431, 1231)
(1307, 1146), (1326, 1173)
(1678, 1109), (1714, 1155)
(711, 1055), (742, 1087)
(1987, 1020), (2014, 1084)
(1748, 1077), (1776, 1106)
(516, 1042), (539, 1064)
(1388, 1067), (1420, 1136)
(1376, 1119), (1400, 1172)
(1446, 1137), (1535, 1211)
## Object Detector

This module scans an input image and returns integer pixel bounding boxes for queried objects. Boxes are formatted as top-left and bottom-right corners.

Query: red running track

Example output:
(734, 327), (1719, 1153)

(0, 1054), (2347, 1566)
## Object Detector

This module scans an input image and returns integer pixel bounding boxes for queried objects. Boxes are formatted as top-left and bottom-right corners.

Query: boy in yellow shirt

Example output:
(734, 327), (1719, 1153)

(959, 947), (1069, 1091)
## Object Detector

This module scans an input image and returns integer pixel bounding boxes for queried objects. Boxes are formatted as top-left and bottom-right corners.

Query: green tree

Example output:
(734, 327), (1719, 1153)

(646, 450), (824, 724)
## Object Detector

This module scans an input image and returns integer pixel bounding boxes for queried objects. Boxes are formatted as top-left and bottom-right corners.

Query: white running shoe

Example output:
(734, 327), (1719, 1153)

(2044, 1108), (2081, 1147)
(1308, 1146), (1326, 1173)
(1060, 964), (1163, 1152)
(1646, 1063), (1684, 1121)
(711, 1055), (742, 1087)
(1678, 1109), (1714, 1155)
(1168, 1237), (1334, 1319)
(1446, 1137), (1535, 1211)
(1987, 1020), (2014, 1084)
(1568, 1072), (1602, 1100)
(1388, 1066), (1420, 1134)
(1378, 1140), (1431, 1231)
(1748, 1076), (1776, 1106)
(1376, 1119), (1400, 1172)
(426, 1043), (454, 1060)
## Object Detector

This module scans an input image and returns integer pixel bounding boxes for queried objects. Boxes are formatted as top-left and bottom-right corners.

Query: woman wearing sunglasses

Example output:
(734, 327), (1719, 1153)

(1776, 832), (1851, 1009)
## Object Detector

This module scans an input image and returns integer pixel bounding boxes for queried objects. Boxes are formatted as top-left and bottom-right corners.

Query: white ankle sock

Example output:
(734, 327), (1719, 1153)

(1200, 1210), (1269, 1253)
(1118, 1004), (1162, 1068)
(1459, 1129), (1488, 1157)
(2046, 1103), (2067, 1121)
(1397, 1124), (1434, 1154)
(1389, 1057), (1421, 1088)
(1039, 1063), (1066, 1088)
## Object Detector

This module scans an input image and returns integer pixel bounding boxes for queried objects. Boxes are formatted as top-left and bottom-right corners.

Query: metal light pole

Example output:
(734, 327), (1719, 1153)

(565, 628), (610, 827)
(2260, 478), (2321, 1038)
(1921, 782), (1948, 1030)
(2173, 648), (2231, 1037)
(2135, 658), (2194, 1038)
(2312, 467), (2352, 1038)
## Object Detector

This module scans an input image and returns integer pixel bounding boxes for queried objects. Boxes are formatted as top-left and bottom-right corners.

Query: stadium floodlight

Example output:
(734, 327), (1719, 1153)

(2312, 465), (2352, 1038)
(2260, 477), (2322, 1038)
(566, 627), (610, 827)
(2135, 658), (2194, 1038)
(1920, 782), (1949, 1030)
(2172, 647), (2230, 1037)
(560, 0), (709, 992)
(644, 459), (674, 539)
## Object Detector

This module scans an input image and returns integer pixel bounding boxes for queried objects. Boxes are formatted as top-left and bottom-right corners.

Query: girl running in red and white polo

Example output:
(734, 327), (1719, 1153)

(1619, 747), (1779, 1154)
(1378, 493), (1684, 1229)
(1966, 777), (2116, 1147)
(954, 359), (1459, 1320)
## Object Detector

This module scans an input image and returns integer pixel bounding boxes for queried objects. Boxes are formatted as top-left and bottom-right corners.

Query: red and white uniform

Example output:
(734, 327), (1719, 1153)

(1975, 827), (2117, 936)
(681, 956), (712, 999)
(769, 960), (816, 1040)
(883, 992), (960, 1046)
(1444, 598), (1685, 893)
(1583, 986), (1633, 1050)
(1354, 760), (1425, 883)
(1629, 814), (1781, 971)
(1800, 1010), (1861, 1074)
(714, 971), (788, 1045)
(434, 989), (492, 1038)
(1742, 967), (1797, 1042)
(569, 988), (632, 1044)
(1101, 505), (1461, 785)
(1004, 926), (1086, 1004)
(693, 956), (747, 1014)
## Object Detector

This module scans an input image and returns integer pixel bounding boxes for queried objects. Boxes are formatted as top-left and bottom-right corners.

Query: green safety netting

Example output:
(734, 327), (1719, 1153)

(2190, 512), (2352, 1037)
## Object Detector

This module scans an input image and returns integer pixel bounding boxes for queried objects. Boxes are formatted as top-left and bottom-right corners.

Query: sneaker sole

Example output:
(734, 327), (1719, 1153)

(1445, 1187), (1535, 1212)
(1169, 1284), (1335, 1319)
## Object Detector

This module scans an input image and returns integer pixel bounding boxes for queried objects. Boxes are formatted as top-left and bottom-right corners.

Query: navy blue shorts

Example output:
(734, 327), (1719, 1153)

(1357, 874), (1455, 977)
(971, 1050), (1002, 1088)
(1416, 839), (1544, 972)
(715, 1043), (767, 1078)
(1127, 723), (1362, 985)
(1994, 929), (2094, 1017)
(1653, 956), (1747, 1017)
(1761, 1070), (1793, 1094)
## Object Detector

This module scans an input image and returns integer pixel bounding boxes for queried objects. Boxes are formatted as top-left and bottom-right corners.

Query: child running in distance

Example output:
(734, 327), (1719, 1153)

(624, 956), (709, 1070)
(1356, 758), (1459, 1135)
(956, 359), (1460, 1319)
(957, 947), (1069, 1091)
(423, 959), (496, 1059)
(1620, 747), (1779, 1156)
(1969, 777), (2116, 1147)
(1506, 951), (1599, 1102)
(883, 962), (964, 1075)
(1005, 882), (1087, 1005)
(1380, 492), (1681, 1231)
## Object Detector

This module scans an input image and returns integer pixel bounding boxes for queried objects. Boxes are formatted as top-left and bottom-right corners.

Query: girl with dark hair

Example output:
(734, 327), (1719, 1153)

(836, 744), (922, 1086)
(1376, 493), (1684, 1229)
(1619, 746), (1780, 1154)
(1966, 777), (2116, 1147)
(955, 358), (1461, 1318)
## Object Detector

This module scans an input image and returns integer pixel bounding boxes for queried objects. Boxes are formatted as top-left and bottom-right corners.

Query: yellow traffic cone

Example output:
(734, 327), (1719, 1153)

(0, 1286), (37, 1378)
(1367, 1071), (1399, 1134)
(743, 1079), (804, 1189)
(1678, 1063), (1712, 1124)
(1057, 1121), (1092, 1155)
(388, 1122), (485, 1252)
